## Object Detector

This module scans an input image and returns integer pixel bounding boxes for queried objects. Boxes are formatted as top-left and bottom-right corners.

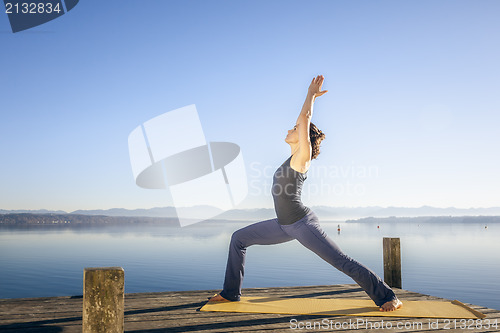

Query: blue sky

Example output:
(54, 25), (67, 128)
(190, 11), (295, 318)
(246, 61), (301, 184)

(1, 0), (499, 212)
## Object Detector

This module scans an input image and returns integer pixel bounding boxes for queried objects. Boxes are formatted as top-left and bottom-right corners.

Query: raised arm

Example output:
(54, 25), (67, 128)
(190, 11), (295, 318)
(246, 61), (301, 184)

(295, 75), (327, 166)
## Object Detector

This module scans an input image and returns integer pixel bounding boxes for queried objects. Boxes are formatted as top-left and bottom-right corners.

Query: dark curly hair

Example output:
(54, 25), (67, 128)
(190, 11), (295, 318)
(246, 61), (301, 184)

(309, 122), (325, 159)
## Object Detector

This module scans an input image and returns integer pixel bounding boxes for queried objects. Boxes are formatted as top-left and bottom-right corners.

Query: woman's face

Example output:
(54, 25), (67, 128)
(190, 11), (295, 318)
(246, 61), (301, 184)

(285, 124), (299, 143)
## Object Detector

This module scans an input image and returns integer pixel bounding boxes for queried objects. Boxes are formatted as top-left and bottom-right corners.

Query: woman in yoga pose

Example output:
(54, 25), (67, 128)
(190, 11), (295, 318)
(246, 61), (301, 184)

(208, 75), (402, 311)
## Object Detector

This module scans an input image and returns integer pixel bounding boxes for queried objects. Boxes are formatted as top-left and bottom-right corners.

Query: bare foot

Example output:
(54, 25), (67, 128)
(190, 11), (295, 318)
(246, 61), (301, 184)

(207, 293), (230, 302)
(379, 298), (403, 312)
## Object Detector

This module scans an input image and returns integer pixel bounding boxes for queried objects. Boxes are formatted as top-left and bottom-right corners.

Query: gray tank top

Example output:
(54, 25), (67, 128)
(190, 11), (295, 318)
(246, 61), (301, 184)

(271, 155), (311, 225)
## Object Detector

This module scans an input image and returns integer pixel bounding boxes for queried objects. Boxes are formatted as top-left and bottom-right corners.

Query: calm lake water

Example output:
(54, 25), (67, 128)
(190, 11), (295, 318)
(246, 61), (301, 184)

(1, 220), (499, 310)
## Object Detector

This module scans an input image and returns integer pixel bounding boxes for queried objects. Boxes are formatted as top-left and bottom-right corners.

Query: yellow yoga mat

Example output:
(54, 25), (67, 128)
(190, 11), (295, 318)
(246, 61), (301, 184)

(201, 296), (485, 319)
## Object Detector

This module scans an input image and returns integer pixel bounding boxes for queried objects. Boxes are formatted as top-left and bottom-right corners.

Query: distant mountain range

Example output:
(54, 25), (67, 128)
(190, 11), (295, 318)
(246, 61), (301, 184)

(347, 215), (500, 224)
(2, 205), (500, 221)
(0, 213), (180, 227)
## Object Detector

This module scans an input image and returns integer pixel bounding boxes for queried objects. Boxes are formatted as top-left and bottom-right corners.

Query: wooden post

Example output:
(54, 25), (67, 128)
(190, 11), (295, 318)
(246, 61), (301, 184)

(383, 237), (401, 288)
(83, 267), (124, 333)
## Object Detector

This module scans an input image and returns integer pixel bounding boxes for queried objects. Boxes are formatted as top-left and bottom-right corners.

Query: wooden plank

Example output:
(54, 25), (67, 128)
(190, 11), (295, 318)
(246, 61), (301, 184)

(0, 284), (498, 332)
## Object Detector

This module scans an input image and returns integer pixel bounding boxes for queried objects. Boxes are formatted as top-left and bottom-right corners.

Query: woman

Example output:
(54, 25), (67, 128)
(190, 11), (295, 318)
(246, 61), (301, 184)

(208, 75), (402, 311)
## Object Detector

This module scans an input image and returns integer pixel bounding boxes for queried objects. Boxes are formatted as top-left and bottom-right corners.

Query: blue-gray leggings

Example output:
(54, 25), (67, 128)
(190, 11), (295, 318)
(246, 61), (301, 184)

(219, 210), (397, 307)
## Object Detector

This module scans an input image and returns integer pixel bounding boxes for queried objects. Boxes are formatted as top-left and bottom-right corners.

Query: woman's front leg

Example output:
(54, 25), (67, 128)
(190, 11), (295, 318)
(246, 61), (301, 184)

(219, 218), (294, 301)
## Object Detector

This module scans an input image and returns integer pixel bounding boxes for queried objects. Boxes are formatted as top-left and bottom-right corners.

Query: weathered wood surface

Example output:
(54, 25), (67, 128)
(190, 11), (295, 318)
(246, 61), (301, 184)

(383, 237), (402, 289)
(83, 267), (124, 333)
(0, 284), (498, 332)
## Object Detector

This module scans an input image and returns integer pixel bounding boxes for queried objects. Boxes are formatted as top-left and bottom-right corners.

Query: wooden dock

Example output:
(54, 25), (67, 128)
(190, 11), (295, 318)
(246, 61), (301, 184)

(1, 284), (498, 332)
